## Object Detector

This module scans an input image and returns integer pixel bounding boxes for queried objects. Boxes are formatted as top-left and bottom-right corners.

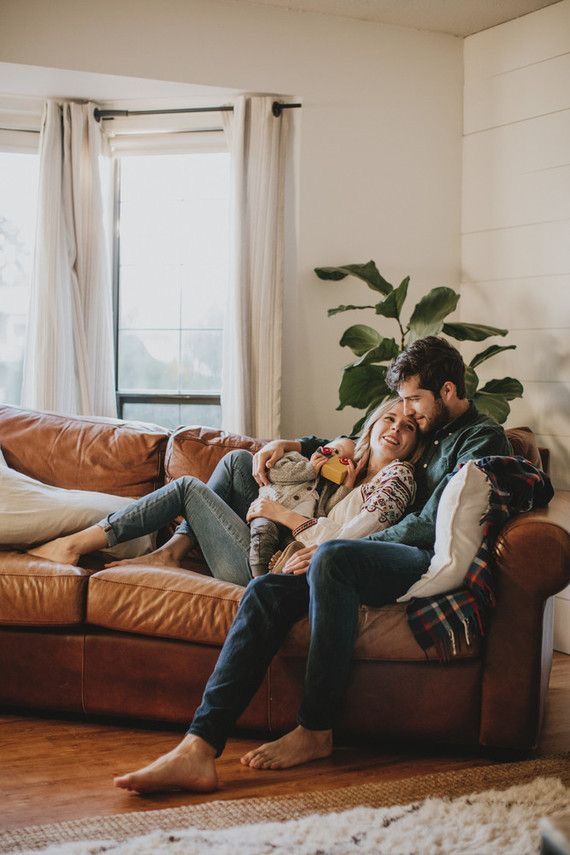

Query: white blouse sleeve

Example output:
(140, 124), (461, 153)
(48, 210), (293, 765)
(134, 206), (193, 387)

(296, 462), (416, 547)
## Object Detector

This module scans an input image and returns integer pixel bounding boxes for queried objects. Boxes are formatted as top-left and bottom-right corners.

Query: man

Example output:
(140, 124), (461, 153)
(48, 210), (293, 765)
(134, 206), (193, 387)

(114, 336), (511, 794)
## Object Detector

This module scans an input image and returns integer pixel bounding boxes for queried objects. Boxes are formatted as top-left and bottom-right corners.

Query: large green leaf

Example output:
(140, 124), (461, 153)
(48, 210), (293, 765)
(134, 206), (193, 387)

(339, 325), (381, 356)
(479, 377), (524, 400)
(473, 392), (511, 424)
(376, 276), (410, 320)
(442, 322), (508, 342)
(407, 287), (460, 340)
(327, 304), (375, 317)
(353, 337), (399, 366)
(464, 365), (479, 399)
(337, 364), (389, 410)
(469, 344), (516, 370)
(315, 261), (393, 294)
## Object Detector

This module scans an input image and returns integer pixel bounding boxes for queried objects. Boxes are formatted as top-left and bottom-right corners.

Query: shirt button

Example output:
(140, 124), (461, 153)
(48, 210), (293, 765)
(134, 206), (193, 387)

(423, 463), (428, 468)
(434, 440), (439, 446)
(293, 495), (300, 500)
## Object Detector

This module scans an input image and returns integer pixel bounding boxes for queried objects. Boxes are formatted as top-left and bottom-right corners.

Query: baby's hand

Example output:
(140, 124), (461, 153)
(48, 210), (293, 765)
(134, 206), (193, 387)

(309, 451), (328, 473)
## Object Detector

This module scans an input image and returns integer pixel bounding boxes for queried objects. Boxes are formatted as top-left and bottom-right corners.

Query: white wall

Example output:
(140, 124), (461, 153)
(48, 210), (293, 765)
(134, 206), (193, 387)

(461, 0), (570, 490)
(0, 0), (463, 439)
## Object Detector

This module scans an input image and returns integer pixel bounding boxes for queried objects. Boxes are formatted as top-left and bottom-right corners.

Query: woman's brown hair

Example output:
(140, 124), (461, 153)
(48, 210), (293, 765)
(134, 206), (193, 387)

(354, 397), (426, 468)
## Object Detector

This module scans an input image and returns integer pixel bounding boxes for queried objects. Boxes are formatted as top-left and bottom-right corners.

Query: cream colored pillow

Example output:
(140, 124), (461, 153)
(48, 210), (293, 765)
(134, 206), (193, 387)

(0, 456), (155, 559)
(398, 460), (491, 602)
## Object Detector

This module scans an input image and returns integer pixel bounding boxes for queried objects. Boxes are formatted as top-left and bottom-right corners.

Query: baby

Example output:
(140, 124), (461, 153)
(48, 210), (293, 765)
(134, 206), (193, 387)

(248, 436), (356, 578)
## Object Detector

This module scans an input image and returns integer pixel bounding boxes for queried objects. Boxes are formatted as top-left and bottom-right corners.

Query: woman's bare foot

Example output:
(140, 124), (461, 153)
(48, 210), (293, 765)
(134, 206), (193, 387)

(105, 546), (183, 570)
(27, 536), (81, 566)
(114, 734), (218, 794)
(240, 725), (333, 770)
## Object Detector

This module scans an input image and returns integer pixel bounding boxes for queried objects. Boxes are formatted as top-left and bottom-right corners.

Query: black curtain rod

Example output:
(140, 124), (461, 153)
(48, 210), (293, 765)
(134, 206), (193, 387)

(94, 101), (301, 122)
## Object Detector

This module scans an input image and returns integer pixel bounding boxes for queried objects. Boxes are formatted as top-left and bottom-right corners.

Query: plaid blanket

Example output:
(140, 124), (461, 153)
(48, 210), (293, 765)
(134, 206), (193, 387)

(406, 456), (554, 659)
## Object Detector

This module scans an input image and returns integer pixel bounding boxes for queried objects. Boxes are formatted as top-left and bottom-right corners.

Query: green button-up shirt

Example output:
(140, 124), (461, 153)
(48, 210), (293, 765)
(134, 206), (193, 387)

(298, 404), (512, 550)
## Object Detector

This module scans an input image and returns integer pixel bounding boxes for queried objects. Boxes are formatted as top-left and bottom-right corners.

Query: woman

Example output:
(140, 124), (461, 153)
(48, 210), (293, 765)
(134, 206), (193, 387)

(29, 399), (420, 582)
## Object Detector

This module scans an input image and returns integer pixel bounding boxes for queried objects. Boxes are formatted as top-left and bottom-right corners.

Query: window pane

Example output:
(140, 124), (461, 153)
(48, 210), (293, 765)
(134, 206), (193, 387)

(122, 402), (221, 431)
(0, 153), (39, 405)
(180, 330), (223, 392)
(118, 330), (179, 391)
(118, 153), (229, 398)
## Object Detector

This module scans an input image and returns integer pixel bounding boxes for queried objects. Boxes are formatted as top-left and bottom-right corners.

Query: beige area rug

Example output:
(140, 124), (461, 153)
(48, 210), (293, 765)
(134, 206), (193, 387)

(1, 755), (568, 855)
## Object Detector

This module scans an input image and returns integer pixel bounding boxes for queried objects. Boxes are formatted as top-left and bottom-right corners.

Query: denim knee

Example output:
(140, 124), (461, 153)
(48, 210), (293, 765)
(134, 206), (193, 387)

(307, 540), (354, 588)
(225, 448), (254, 471)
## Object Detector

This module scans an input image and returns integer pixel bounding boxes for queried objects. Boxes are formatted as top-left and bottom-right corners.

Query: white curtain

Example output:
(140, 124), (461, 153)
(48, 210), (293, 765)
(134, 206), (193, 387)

(221, 96), (290, 438)
(22, 101), (116, 417)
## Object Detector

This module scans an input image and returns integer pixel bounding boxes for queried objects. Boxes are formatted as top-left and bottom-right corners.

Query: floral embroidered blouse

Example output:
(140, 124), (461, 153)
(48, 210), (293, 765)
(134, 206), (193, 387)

(293, 460), (416, 548)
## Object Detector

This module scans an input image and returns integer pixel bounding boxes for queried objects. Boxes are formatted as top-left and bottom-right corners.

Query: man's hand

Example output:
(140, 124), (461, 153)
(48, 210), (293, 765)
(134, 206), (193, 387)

(252, 439), (301, 486)
(281, 544), (318, 575)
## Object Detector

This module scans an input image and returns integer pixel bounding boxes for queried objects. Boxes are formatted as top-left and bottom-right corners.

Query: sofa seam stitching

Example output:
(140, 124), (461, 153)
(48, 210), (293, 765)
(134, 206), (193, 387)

(90, 576), (242, 605)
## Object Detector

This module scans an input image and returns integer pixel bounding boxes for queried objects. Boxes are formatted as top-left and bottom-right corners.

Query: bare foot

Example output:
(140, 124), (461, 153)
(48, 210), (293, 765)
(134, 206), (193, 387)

(114, 734), (219, 794)
(27, 536), (81, 566)
(105, 547), (184, 570)
(240, 725), (333, 770)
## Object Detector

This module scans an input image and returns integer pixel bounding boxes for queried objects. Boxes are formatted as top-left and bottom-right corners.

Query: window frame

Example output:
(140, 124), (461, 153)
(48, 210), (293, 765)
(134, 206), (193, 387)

(111, 155), (223, 422)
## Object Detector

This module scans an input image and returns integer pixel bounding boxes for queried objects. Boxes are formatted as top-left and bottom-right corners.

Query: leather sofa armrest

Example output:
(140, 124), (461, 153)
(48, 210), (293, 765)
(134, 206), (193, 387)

(479, 492), (570, 750)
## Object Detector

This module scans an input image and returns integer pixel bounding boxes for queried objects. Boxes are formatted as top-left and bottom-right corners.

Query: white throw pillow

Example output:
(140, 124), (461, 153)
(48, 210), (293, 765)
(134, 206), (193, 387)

(0, 454), (155, 560)
(398, 460), (491, 602)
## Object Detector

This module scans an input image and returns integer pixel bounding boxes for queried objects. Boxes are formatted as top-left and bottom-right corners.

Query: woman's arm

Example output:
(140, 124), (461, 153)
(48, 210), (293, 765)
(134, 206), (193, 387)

(246, 498), (308, 531)
(297, 463), (416, 548)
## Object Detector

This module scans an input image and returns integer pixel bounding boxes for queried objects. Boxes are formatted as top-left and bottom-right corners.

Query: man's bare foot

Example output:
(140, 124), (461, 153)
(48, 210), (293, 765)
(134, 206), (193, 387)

(105, 547), (183, 570)
(27, 536), (81, 566)
(240, 725), (333, 770)
(114, 734), (218, 794)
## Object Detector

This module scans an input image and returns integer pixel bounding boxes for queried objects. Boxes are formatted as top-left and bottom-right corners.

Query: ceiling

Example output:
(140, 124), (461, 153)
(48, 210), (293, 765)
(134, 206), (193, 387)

(229, 0), (562, 37)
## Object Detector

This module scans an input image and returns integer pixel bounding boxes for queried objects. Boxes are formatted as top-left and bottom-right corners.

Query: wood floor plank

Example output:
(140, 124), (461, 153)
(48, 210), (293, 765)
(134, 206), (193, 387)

(0, 652), (568, 832)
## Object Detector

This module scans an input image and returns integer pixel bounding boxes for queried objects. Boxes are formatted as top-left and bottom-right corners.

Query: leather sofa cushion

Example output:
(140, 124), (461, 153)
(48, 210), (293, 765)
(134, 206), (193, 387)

(506, 426), (543, 470)
(0, 553), (91, 626)
(166, 426), (264, 484)
(86, 567), (480, 662)
(0, 405), (169, 498)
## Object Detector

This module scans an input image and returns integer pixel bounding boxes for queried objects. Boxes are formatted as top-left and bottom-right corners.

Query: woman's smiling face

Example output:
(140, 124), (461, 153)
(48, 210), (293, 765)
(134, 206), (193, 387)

(370, 401), (418, 460)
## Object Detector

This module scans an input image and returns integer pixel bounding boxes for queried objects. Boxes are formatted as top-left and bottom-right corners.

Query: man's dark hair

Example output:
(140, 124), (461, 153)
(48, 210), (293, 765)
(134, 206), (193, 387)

(386, 336), (466, 399)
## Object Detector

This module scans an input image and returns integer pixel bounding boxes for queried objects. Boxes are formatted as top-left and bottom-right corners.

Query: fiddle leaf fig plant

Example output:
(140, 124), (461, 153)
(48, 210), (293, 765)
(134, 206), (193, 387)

(315, 260), (523, 433)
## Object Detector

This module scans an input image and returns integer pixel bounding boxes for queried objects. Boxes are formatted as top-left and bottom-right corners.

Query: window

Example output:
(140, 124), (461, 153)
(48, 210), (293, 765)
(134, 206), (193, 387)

(115, 152), (230, 431)
(0, 152), (39, 406)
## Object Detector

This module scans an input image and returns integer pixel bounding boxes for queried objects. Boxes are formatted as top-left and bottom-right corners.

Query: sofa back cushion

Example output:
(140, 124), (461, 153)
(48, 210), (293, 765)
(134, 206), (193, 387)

(505, 426), (545, 471)
(166, 426), (264, 483)
(0, 405), (170, 498)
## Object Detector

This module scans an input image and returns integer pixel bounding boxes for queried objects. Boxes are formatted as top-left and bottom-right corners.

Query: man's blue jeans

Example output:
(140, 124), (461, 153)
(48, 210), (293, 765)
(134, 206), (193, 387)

(188, 538), (431, 755)
(100, 449), (260, 586)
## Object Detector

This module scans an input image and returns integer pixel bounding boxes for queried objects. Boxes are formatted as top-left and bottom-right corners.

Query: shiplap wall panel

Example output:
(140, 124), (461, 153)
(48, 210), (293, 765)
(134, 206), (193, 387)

(462, 221), (570, 281)
(460, 276), (570, 329)
(463, 1), (570, 82)
(464, 52), (570, 135)
(461, 330), (570, 383)
(462, 0), (570, 495)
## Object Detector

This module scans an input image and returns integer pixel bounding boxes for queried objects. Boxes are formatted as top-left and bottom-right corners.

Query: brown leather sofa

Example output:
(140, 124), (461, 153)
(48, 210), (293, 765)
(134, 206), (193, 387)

(0, 404), (568, 751)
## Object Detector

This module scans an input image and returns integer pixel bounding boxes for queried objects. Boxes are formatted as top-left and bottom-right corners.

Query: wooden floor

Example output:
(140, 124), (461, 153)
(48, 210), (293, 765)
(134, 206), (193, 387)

(0, 653), (568, 832)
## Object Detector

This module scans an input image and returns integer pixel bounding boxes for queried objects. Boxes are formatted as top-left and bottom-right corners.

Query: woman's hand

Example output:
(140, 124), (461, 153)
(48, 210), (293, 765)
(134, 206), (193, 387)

(343, 457), (367, 490)
(281, 544), (318, 575)
(246, 498), (287, 524)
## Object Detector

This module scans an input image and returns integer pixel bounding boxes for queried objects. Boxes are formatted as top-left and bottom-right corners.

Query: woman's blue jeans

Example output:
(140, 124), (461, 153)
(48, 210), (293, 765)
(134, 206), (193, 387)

(100, 449), (260, 586)
(188, 539), (431, 755)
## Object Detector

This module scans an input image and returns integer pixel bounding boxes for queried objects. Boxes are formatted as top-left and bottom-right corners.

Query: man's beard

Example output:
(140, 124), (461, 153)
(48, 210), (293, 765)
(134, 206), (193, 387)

(425, 398), (450, 433)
